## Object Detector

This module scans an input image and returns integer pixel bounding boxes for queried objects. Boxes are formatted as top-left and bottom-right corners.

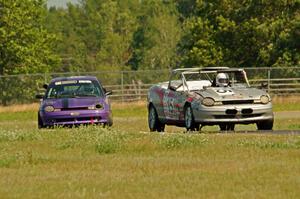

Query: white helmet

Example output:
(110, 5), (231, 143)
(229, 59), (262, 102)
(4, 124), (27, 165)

(216, 73), (229, 87)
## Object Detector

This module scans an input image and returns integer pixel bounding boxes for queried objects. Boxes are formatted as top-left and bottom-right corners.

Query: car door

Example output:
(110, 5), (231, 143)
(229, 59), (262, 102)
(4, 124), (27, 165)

(163, 72), (186, 121)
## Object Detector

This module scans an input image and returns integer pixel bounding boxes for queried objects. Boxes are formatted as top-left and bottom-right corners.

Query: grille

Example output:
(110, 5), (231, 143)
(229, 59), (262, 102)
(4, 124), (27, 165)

(54, 117), (101, 123)
(222, 100), (254, 105)
(214, 114), (262, 119)
(60, 107), (89, 111)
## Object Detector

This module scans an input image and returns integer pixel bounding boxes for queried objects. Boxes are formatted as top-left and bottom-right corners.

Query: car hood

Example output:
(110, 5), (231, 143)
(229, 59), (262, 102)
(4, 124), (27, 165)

(42, 97), (105, 109)
(195, 87), (267, 101)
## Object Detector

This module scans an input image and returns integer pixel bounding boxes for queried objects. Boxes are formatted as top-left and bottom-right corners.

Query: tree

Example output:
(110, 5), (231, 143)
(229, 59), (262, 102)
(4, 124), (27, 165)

(0, 0), (60, 75)
(129, 0), (182, 70)
(95, 0), (138, 69)
(179, 17), (223, 67)
(178, 0), (300, 68)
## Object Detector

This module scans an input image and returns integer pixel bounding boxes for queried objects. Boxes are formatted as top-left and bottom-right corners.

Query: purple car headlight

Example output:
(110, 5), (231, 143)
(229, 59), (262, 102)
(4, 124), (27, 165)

(44, 105), (55, 112)
(96, 104), (104, 109)
(44, 105), (61, 112)
(88, 104), (104, 110)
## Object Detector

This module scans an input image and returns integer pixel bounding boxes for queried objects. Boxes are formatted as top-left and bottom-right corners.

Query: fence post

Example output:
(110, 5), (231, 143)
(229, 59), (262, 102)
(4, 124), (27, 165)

(138, 80), (142, 101)
(121, 71), (124, 103)
(267, 68), (271, 93)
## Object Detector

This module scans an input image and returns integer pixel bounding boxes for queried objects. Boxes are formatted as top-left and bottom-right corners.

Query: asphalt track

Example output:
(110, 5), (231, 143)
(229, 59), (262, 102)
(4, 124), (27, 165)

(224, 130), (300, 135)
(183, 111), (300, 135)
(224, 111), (300, 135)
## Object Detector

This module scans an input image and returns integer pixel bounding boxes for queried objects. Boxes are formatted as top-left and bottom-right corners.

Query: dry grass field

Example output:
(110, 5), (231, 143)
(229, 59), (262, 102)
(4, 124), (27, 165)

(0, 96), (299, 198)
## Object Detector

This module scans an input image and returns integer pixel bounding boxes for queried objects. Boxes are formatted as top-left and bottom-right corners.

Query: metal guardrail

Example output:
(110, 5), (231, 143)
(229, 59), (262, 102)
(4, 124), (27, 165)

(0, 67), (299, 104)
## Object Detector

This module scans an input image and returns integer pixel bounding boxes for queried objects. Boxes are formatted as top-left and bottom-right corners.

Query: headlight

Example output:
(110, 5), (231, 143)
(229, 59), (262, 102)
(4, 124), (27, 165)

(95, 104), (104, 109)
(44, 105), (55, 112)
(260, 95), (269, 104)
(202, 97), (215, 106)
(88, 104), (104, 110)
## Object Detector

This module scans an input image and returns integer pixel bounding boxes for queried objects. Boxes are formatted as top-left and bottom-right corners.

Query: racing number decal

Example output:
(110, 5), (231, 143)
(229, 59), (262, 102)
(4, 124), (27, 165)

(163, 90), (179, 120)
(163, 90), (170, 118)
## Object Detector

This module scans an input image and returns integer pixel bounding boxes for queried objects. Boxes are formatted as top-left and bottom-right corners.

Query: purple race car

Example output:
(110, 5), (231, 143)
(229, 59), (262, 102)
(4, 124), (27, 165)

(36, 76), (113, 128)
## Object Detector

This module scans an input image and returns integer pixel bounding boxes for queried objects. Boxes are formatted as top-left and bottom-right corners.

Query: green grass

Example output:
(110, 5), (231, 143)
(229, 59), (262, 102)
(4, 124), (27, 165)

(0, 128), (299, 198)
(273, 102), (300, 112)
(0, 102), (300, 198)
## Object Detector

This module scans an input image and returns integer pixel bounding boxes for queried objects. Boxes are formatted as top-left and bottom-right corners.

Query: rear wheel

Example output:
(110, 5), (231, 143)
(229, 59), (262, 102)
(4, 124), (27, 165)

(256, 119), (273, 130)
(219, 123), (235, 131)
(185, 106), (198, 131)
(148, 105), (165, 132)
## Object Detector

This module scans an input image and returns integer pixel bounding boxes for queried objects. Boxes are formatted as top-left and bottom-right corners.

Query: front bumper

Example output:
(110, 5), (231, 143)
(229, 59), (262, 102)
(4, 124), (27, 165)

(40, 109), (113, 126)
(192, 103), (273, 124)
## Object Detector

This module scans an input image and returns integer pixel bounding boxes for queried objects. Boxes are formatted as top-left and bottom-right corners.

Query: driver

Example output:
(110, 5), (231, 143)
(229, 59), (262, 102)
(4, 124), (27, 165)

(83, 84), (95, 95)
(215, 73), (229, 87)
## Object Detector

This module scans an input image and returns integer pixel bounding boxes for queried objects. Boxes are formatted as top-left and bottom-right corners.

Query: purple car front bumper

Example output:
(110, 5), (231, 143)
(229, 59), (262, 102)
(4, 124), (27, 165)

(40, 109), (113, 126)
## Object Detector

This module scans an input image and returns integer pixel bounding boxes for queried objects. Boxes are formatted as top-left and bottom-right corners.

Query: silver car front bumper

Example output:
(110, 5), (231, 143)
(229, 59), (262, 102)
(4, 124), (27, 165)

(192, 103), (273, 124)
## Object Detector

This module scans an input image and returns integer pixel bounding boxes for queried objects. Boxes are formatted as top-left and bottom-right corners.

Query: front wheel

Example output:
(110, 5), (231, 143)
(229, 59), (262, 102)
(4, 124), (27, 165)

(38, 113), (45, 129)
(148, 105), (165, 132)
(256, 119), (273, 130)
(184, 106), (198, 131)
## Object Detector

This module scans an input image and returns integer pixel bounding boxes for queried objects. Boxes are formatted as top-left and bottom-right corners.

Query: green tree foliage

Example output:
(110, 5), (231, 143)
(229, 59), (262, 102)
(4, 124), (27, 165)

(46, 0), (141, 71)
(178, 0), (300, 68)
(46, 0), (182, 71)
(0, 0), (60, 75)
(129, 0), (182, 70)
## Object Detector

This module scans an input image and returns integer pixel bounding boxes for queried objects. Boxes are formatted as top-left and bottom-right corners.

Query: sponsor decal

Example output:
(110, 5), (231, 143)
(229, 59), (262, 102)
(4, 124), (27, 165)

(55, 80), (77, 85)
(78, 80), (92, 83)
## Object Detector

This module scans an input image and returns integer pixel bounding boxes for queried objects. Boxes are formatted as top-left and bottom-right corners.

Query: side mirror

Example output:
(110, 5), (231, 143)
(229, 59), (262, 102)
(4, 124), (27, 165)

(106, 91), (112, 96)
(43, 84), (48, 90)
(35, 94), (44, 99)
(260, 82), (268, 89)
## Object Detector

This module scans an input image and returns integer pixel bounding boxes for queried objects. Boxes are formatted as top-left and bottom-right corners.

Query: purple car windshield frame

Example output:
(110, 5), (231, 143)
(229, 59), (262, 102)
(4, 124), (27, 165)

(45, 79), (104, 99)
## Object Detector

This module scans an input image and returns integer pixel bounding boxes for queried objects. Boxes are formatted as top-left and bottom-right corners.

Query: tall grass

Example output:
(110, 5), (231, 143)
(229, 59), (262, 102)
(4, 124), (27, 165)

(0, 126), (299, 198)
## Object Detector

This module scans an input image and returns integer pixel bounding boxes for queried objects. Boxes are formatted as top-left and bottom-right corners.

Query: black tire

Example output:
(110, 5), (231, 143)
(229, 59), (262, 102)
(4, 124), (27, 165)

(256, 119), (273, 130)
(184, 106), (197, 131)
(38, 113), (45, 129)
(219, 124), (226, 131)
(219, 123), (235, 131)
(148, 105), (165, 132)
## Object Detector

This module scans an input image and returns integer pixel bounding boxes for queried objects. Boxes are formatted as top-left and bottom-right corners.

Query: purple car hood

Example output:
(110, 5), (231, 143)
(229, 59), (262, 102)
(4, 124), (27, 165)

(42, 97), (105, 109)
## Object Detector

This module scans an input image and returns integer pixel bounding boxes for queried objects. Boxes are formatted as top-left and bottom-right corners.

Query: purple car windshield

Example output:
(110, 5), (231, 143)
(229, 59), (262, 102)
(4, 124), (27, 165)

(46, 80), (104, 99)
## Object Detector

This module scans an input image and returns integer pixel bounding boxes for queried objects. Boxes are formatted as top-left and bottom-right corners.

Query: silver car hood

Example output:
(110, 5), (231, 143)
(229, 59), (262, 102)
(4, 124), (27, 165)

(195, 87), (267, 101)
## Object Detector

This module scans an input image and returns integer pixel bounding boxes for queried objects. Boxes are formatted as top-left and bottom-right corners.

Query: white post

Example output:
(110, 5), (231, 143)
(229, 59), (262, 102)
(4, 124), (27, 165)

(267, 69), (271, 93)
(121, 71), (124, 103)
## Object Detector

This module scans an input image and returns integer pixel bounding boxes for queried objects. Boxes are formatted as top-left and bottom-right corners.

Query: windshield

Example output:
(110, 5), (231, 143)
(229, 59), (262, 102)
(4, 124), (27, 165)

(182, 70), (249, 91)
(224, 71), (249, 87)
(46, 80), (104, 99)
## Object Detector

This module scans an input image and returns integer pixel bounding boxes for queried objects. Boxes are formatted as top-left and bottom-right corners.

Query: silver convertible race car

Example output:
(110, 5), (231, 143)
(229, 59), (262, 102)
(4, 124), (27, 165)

(147, 67), (274, 131)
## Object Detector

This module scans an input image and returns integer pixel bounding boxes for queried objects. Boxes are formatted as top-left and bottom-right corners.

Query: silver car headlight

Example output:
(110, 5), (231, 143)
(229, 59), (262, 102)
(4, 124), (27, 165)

(202, 97), (215, 106)
(44, 105), (55, 112)
(260, 95), (269, 104)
